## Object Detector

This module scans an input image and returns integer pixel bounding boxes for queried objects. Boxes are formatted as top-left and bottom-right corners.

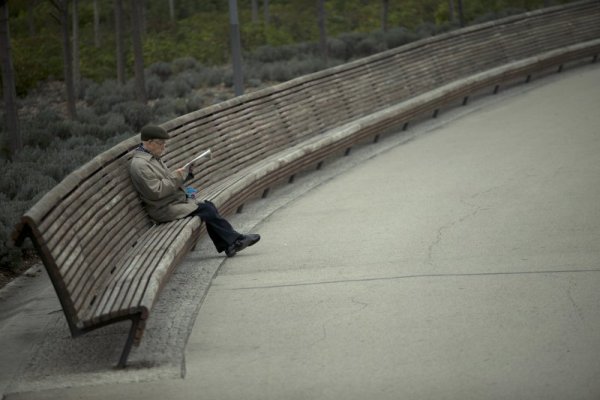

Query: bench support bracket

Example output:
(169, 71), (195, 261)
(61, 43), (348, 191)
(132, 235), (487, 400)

(117, 315), (142, 368)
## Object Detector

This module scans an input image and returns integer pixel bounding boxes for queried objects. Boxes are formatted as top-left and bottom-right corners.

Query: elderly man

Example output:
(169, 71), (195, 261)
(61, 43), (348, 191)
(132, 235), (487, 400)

(129, 124), (260, 257)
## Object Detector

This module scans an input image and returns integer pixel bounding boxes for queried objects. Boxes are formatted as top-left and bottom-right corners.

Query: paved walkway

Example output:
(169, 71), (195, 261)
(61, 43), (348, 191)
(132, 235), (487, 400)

(2, 62), (600, 400)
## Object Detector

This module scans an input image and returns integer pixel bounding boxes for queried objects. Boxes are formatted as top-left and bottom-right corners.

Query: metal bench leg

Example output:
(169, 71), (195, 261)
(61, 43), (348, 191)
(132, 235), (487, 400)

(117, 316), (141, 368)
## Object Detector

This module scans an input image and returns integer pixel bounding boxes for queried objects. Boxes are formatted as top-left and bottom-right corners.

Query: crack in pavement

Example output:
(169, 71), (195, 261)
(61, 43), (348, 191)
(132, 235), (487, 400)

(226, 267), (600, 291)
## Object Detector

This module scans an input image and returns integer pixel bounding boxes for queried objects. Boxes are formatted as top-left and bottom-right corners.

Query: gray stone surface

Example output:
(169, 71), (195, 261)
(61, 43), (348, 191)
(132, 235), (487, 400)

(1, 61), (599, 400)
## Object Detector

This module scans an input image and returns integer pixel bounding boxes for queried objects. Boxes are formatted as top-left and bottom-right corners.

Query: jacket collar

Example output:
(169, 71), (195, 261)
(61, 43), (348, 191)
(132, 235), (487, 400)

(135, 143), (161, 161)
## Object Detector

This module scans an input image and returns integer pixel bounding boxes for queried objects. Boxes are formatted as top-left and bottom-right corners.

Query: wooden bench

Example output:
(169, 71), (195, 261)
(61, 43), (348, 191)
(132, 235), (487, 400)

(12, 0), (600, 368)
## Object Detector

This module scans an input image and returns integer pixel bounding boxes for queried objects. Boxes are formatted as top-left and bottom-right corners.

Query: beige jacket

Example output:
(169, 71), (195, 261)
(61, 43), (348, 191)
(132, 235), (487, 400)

(129, 149), (197, 222)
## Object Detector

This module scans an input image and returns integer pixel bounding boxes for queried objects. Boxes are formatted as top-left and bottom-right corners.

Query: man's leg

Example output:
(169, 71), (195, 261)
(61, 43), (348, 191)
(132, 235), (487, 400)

(191, 200), (241, 252)
(190, 201), (260, 256)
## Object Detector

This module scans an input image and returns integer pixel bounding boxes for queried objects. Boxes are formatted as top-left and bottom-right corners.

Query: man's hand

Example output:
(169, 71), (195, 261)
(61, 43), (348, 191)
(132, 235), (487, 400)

(176, 164), (193, 180)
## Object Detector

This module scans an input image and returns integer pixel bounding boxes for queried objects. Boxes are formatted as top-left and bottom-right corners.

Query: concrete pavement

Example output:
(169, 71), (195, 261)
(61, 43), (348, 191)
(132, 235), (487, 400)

(2, 62), (600, 399)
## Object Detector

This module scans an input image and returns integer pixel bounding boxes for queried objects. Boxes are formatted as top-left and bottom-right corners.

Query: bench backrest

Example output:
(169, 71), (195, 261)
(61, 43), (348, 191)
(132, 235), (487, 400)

(13, 0), (600, 329)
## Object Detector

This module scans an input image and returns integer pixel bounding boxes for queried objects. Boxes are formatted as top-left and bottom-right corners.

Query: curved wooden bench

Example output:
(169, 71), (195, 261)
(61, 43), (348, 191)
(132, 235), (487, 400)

(12, 0), (600, 368)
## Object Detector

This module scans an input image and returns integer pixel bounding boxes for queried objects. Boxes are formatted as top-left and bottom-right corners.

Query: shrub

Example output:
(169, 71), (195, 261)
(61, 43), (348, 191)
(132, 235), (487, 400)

(178, 70), (203, 89)
(267, 63), (293, 82)
(99, 112), (131, 139)
(0, 160), (21, 199)
(415, 22), (438, 38)
(148, 61), (173, 81)
(172, 56), (201, 73)
(164, 76), (193, 98)
(111, 101), (153, 131)
(0, 197), (31, 269)
(49, 120), (74, 140)
(252, 44), (297, 63)
(472, 8), (525, 24)
(76, 106), (100, 125)
(74, 122), (105, 139)
(173, 98), (188, 116)
(152, 97), (177, 119)
(186, 94), (206, 112)
(85, 80), (134, 115)
(247, 78), (262, 88)
(356, 36), (386, 57)
(384, 27), (419, 49)
(14, 170), (57, 201)
(197, 67), (225, 86)
(20, 108), (64, 148)
(145, 75), (165, 100)
(286, 56), (327, 78)
(77, 78), (96, 100)
(337, 32), (368, 57)
(328, 37), (350, 60)
(222, 70), (234, 88)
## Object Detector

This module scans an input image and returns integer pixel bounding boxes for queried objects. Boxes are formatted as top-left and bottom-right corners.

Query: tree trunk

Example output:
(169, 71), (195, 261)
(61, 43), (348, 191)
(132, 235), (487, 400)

(251, 0), (258, 23)
(169, 0), (175, 22)
(57, 0), (77, 119)
(448, 0), (455, 23)
(140, 0), (147, 37)
(72, 0), (80, 94)
(115, 0), (126, 84)
(0, 0), (22, 156)
(381, 0), (389, 32)
(457, 0), (465, 27)
(228, 0), (244, 96)
(263, 0), (269, 27)
(130, 0), (147, 102)
(317, 0), (327, 63)
(27, 0), (36, 37)
(93, 0), (100, 47)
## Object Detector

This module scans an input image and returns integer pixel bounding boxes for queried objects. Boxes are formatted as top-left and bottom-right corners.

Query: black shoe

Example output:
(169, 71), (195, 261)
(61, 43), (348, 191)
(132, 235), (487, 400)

(225, 234), (260, 258)
(225, 244), (237, 257)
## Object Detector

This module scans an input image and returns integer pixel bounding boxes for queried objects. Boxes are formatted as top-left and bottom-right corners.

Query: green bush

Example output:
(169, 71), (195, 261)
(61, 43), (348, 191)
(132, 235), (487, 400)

(186, 94), (207, 112)
(99, 112), (132, 139)
(12, 35), (63, 96)
(146, 75), (166, 100)
(85, 80), (134, 115)
(172, 56), (201, 73)
(148, 61), (173, 81)
(14, 170), (57, 201)
(197, 67), (225, 86)
(165, 76), (193, 98)
(355, 36), (387, 57)
(383, 27), (419, 49)
(20, 108), (64, 148)
(252, 44), (297, 63)
(328, 37), (350, 60)
(111, 101), (153, 132)
(416, 22), (438, 38)
(76, 106), (101, 125)
(0, 197), (31, 269)
(0, 160), (21, 199)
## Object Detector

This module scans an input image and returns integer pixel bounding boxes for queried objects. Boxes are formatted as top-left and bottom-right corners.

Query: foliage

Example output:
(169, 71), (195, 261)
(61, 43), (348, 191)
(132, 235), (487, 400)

(3, 0), (576, 96)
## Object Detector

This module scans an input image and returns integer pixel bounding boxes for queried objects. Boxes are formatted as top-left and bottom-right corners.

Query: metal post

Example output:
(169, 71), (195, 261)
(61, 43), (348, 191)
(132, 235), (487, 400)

(228, 0), (244, 96)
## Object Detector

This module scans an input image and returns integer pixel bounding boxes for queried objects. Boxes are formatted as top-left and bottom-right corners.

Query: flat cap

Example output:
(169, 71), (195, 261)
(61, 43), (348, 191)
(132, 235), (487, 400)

(141, 125), (170, 141)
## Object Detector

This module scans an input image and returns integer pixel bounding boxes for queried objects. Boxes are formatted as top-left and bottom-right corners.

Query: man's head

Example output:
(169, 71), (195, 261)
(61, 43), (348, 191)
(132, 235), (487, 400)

(141, 125), (169, 158)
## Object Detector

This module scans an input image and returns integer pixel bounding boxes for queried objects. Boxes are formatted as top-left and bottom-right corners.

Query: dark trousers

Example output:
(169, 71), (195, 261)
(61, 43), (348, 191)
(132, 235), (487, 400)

(189, 200), (241, 252)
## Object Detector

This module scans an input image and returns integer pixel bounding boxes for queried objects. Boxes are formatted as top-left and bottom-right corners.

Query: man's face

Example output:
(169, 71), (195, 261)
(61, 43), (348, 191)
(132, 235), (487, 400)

(144, 139), (166, 157)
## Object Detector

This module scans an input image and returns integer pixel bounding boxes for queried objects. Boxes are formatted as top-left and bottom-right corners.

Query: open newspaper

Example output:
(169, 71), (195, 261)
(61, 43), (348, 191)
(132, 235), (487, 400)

(182, 149), (211, 169)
